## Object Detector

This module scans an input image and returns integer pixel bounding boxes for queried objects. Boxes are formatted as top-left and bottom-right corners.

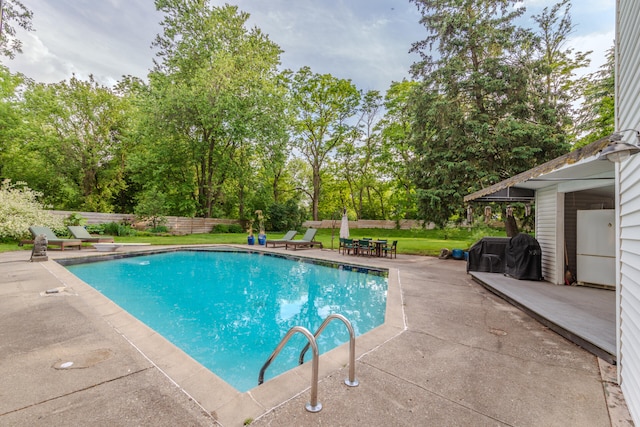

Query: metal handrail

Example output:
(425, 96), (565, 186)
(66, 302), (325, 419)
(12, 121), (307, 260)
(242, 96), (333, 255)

(258, 326), (322, 413)
(298, 313), (359, 387)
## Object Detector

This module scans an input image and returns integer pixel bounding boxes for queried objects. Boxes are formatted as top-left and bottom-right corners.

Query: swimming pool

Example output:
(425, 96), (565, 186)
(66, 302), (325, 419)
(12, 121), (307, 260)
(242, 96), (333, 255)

(64, 249), (388, 392)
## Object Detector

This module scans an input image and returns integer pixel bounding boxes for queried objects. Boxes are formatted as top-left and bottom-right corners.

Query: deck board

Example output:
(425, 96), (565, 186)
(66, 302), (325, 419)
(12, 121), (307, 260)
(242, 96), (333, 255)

(469, 271), (616, 363)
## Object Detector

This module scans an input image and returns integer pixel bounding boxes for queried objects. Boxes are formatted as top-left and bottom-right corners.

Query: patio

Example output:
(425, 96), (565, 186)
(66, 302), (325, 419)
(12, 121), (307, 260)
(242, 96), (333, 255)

(0, 246), (629, 426)
(469, 271), (616, 364)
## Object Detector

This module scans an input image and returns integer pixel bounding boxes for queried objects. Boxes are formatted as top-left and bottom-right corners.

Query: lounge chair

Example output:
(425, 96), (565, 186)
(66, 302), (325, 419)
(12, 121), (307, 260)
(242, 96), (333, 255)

(285, 228), (323, 251)
(265, 230), (298, 248)
(26, 226), (82, 251)
(67, 226), (115, 243)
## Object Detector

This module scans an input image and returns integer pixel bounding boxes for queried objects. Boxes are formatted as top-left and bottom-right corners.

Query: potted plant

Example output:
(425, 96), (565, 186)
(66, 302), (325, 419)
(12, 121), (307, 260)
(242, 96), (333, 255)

(255, 210), (266, 245)
(247, 219), (255, 245)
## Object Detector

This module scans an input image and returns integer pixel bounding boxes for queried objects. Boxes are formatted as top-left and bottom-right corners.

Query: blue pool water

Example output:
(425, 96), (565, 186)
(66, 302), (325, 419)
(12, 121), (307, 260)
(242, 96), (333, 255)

(66, 250), (388, 392)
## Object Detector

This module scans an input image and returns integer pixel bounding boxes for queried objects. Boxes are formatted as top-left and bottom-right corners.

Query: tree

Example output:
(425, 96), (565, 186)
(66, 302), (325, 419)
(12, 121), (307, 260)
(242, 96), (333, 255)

(575, 46), (614, 148)
(17, 75), (131, 211)
(0, 179), (63, 240)
(409, 0), (576, 226)
(529, 0), (590, 139)
(0, 0), (33, 59)
(0, 64), (25, 177)
(137, 1), (285, 218)
(287, 66), (360, 221)
(335, 90), (388, 219)
(377, 80), (419, 220)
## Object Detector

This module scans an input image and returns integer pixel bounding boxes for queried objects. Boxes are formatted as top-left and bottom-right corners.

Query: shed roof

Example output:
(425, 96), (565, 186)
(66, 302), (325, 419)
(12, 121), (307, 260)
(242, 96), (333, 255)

(464, 137), (613, 203)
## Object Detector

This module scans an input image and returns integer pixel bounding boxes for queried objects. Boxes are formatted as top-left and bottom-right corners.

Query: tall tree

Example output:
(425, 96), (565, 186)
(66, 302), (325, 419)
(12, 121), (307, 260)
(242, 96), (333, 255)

(575, 45), (614, 148)
(377, 80), (419, 220)
(287, 66), (360, 221)
(0, 64), (25, 177)
(409, 0), (575, 226)
(17, 75), (131, 211)
(139, 1), (285, 218)
(0, 0), (33, 59)
(334, 90), (396, 220)
(529, 0), (590, 138)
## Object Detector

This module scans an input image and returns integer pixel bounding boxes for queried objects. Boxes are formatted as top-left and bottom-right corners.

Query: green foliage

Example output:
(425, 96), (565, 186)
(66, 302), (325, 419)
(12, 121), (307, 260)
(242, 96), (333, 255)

(12, 75), (132, 211)
(134, 189), (168, 229)
(0, 180), (63, 240)
(212, 224), (229, 233)
(132, 2), (287, 219)
(64, 213), (86, 227)
(0, 0), (34, 59)
(228, 224), (244, 233)
(0, 65), (28, 180)
(103, 222), (137, 237)
(267, 200), (305, 232)
(575, 45), (614, 148)
(211, 223), (244, 233)
(150, 225), (169, 233)
(85, 224), (107, 235)
(409, 0), (580, 226)
(287, 66), (361, 220)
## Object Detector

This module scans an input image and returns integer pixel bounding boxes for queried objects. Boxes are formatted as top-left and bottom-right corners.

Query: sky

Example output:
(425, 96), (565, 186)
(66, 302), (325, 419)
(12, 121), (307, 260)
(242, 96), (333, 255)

(5, 0), (615, 94)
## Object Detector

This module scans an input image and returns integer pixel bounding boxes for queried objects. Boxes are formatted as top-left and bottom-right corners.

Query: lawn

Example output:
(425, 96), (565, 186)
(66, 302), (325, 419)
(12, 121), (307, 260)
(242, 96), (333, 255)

(2, 226), (506, 256)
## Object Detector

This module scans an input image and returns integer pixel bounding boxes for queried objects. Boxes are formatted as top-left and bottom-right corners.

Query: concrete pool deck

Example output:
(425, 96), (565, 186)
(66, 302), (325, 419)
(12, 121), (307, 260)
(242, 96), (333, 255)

(0, 245), (631, 426)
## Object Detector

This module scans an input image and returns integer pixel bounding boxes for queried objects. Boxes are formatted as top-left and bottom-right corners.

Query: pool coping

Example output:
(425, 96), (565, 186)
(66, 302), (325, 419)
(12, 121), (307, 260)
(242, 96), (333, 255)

(49, 245), (406, 426)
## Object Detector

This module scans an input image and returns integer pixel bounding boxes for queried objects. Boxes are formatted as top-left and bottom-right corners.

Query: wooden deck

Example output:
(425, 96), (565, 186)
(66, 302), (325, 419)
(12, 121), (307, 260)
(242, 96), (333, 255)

(469, 271), (616, 364)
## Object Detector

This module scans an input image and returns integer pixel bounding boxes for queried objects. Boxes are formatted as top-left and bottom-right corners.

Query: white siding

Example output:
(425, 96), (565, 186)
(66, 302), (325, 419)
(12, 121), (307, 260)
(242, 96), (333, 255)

(535, 185), (563, 285)
(617, 0), (640, 423)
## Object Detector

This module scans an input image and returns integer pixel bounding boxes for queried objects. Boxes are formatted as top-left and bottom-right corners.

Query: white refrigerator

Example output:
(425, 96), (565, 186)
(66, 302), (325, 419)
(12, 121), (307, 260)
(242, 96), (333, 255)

(576, 209), (616, 288)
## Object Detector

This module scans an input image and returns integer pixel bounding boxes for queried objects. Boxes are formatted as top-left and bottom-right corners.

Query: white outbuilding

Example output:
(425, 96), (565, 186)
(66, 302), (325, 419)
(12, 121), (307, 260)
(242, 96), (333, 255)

(465, 1), (640, 422)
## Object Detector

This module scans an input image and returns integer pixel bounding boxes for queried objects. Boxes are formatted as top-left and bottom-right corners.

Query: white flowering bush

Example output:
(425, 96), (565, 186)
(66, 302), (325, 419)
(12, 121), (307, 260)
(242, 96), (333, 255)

(0, 180), (64, 241)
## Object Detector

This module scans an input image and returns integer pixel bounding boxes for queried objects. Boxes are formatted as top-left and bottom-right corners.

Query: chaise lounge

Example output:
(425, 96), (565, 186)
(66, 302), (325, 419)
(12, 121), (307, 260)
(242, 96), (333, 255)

(265, 230), (297, 248)
(285, 228), (323, 251)
(24, 226), (83, 251)
(67, 226), (115, 243)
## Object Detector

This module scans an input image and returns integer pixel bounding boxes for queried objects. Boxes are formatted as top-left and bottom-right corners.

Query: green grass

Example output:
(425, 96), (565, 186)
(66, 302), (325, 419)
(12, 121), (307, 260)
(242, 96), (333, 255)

(2, 226), (506, 256)
(311, 227), (505, 256)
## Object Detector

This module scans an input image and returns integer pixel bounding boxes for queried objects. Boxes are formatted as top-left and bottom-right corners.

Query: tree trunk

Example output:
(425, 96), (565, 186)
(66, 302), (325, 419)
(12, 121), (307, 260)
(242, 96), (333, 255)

(505, 216), (519, 237)
(312, 166), (321, 221)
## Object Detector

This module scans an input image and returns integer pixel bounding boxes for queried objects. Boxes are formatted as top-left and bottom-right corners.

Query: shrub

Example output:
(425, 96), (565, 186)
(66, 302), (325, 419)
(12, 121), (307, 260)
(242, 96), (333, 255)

(211, 223), (244, 233)
(0, 180), (64, 241)
(86, 224), (106, 235)
(228, 224), (244, 233)
(64, 213), (86, 227)
(267, 200), (305, 232)
(211, 224), (230, 233)
(150, 225), (169, 233)
(103, 221), (137, 237)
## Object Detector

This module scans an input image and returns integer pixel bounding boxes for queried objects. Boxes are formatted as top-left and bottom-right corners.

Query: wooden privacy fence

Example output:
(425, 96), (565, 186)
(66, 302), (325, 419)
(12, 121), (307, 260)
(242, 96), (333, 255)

(49, 211), (242, 235)
(302, 219), (433, 230)
(49, 211), (431, 234)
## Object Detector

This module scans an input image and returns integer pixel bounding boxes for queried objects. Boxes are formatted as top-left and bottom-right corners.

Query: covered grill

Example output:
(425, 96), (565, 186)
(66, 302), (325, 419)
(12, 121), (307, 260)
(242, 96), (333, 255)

(466, 237), (510, 273)
(504, 233), (543, 280)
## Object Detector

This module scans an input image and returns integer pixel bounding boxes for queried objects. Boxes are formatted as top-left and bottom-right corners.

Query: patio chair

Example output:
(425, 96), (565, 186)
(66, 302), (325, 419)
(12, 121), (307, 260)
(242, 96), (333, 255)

(67, 226), (115, 243)
(381, 240), (398, 259)
(265, 230), (298, 248)
(357, 238), (373, 256)
(341, 238), (356, 255)
(285, 228), (323, 251)
(27, 226), (82, 251)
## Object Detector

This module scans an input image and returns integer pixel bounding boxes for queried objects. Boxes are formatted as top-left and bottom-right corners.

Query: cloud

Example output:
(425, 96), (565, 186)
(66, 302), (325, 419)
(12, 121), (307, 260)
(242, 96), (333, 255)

(5, 0), (614, 95)
(236, 0), (424, 92)
(570, 30), (615, 77)
(8, 0), (159, 86)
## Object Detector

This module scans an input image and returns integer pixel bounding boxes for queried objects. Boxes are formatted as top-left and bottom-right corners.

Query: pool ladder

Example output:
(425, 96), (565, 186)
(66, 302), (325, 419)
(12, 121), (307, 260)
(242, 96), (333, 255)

(258, 313), (358, 413)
